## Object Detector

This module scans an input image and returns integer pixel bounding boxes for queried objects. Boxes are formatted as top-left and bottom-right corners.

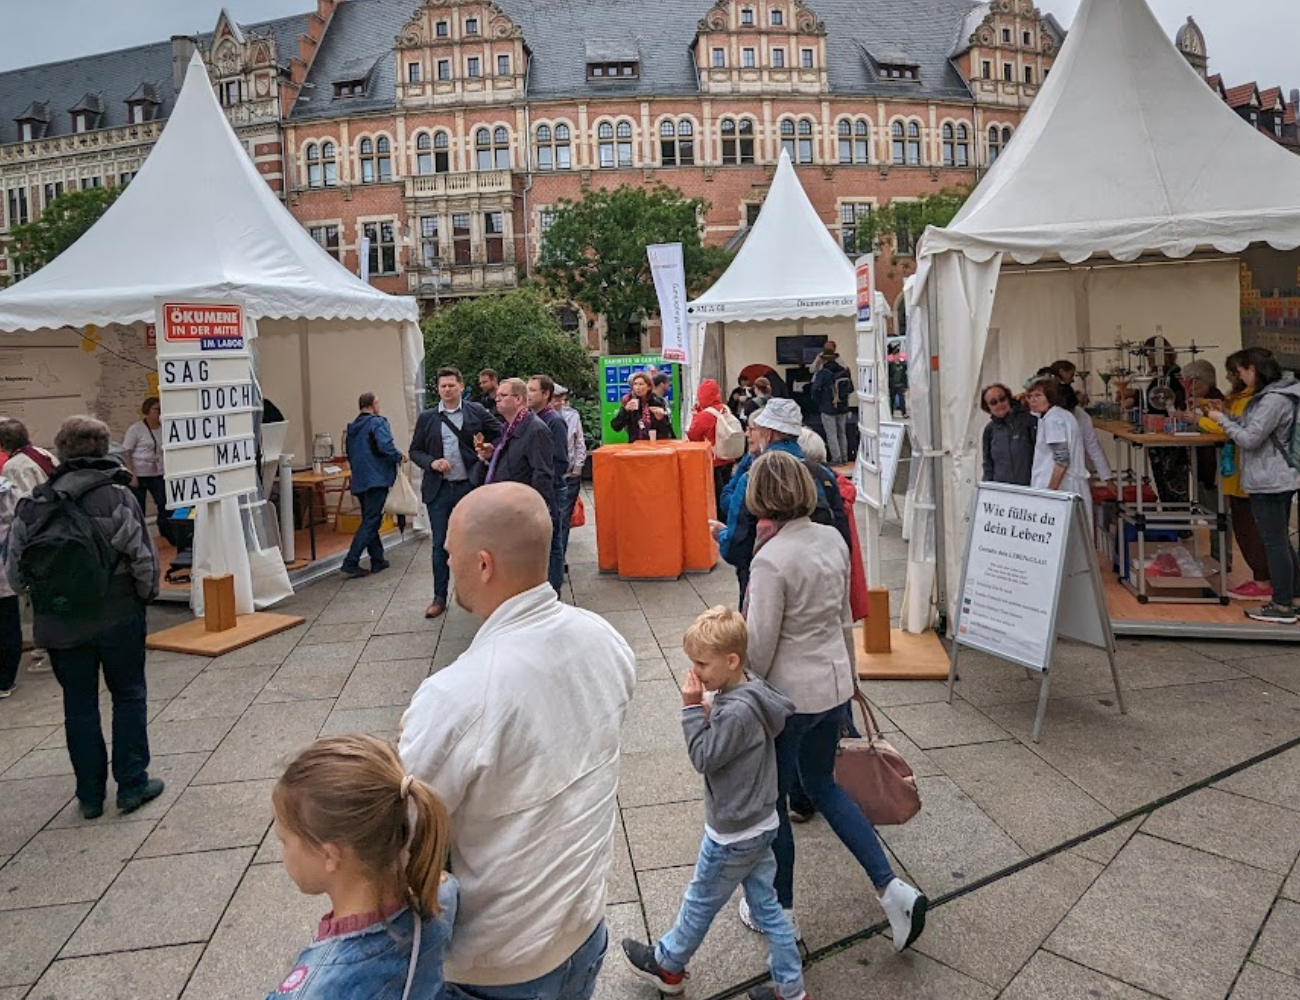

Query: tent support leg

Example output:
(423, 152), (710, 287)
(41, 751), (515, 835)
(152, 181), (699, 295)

(927, 274), (948, 632)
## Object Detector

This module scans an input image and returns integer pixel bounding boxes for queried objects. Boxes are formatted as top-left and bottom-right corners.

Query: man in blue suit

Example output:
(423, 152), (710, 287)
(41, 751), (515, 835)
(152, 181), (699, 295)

(410, 367), (502, 618)
(342, 392), (405, 579)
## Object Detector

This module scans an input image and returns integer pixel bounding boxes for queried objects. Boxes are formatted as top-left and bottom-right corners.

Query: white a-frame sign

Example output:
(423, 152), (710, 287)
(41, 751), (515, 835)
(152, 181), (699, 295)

(946, 483), (1126, 742)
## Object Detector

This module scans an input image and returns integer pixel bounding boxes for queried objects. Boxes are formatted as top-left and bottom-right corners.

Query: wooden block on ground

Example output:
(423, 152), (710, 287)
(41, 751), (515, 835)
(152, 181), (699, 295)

(147, 612), (305, 656)
(864, 588), (892, 653)
(856, 626), (949, 681)
(203, 574), (237, 633)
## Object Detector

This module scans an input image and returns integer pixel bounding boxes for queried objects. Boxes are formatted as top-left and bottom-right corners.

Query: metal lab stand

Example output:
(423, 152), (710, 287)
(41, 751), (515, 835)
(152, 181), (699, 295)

(1094, 420), (1230, 604)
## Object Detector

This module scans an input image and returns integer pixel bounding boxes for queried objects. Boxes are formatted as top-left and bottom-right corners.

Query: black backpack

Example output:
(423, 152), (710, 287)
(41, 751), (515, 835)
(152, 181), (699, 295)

(831, 370), (855, 411)
(18, 476), (120, 616)
(730, 459), (852, 576)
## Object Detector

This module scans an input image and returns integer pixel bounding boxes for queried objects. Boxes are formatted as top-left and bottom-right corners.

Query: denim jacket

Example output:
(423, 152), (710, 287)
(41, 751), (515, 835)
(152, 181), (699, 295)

(267, 878), (458, 1000)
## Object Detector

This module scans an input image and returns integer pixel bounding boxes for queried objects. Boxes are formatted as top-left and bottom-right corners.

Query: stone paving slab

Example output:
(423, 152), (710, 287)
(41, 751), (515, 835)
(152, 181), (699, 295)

(192, 700), (333, 785)
(0, 903), (91, 988)
(1140, 786), (1300, 875)
(1229, 962), (1300, 1000)
(137, 779), (276, 858)
(27, 943), (203, 1000)
(1251, 898), (1300, 981)
(61, 847), (253, 956)
(0, 821), (154, 910)
(999, 951), (1164, 999)
(1047, 833), (1283, 1000)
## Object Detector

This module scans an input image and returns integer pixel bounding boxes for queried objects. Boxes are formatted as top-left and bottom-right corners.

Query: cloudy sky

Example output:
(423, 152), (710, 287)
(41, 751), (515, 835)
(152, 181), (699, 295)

(0, 0), (1295, 89)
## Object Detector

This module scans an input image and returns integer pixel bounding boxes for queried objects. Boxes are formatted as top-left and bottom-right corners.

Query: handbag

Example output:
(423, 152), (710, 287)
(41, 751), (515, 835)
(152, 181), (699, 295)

(833, 689), (921, 827)
(385, 466), (423, 518)
(570, 493), (587, 527)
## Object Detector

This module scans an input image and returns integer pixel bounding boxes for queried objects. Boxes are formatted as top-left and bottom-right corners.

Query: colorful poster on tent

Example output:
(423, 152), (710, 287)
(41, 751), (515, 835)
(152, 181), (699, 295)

(600, 355), (682, 442)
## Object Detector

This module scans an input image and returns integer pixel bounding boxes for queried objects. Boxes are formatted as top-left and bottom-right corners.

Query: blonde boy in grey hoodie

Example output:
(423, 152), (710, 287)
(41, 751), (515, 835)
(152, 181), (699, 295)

(621, 607), (810, 1000)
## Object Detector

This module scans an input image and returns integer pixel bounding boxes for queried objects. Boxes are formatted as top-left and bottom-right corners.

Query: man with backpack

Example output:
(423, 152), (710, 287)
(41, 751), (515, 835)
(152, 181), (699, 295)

(811, 347), (855, 466)
(341, 392), (405, 580)
(7, 415), (162, 819)
(687, 379), (746, 516)
(711, 399), (851, 602)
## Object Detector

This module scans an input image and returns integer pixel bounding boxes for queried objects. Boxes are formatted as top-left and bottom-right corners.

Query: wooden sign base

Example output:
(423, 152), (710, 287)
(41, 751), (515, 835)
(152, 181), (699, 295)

(856, 626), (949, 681)
(147, 574), (303, 656)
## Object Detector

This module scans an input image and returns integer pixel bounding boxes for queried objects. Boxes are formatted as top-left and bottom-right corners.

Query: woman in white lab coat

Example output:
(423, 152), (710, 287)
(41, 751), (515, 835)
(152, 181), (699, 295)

(1026, 378), (1093, 526)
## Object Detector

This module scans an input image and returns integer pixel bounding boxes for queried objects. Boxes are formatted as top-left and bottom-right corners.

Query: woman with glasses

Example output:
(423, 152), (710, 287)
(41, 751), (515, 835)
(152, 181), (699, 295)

(980, 383), (1036, 485)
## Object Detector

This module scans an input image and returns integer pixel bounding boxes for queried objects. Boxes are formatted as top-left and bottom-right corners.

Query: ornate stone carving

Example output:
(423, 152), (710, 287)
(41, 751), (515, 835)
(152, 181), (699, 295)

(791, 0), (826, 36)
(698, 0), (729, 32)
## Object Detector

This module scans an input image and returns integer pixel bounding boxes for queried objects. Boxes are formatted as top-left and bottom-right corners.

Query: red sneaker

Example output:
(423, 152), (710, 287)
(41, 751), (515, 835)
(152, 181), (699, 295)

(1229, 580), (1272, 601)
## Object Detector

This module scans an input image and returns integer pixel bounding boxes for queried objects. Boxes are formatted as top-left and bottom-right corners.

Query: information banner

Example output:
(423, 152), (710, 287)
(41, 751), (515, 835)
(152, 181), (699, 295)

(156, 298), (257, 509)
(648, 243), (690, 363)
(861, 420), (907, 509)
(600, 355), (682, 440)
(955, 485), (1074, 670)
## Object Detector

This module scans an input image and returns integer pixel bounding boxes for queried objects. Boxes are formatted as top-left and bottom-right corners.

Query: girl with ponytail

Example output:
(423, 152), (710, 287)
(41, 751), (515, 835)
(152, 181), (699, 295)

(266, 734), (457, 1000)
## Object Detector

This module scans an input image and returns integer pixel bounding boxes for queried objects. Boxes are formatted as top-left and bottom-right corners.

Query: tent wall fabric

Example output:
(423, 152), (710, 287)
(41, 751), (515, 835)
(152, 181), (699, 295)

(906, 0), (1300, 632)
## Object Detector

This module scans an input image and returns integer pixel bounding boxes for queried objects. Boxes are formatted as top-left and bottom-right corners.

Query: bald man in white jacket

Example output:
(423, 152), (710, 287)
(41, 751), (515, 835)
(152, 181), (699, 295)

(400, 483), (636, 999)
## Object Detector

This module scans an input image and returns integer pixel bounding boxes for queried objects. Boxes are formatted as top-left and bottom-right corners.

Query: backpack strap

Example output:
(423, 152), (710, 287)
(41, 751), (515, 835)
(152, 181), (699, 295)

(400, 912), (423, 1000)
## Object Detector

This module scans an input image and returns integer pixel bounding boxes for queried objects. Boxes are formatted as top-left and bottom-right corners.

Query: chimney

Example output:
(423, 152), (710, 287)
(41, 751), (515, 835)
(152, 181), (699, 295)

(1291, 88), (1299, 110)
(172, 35), (198, 92)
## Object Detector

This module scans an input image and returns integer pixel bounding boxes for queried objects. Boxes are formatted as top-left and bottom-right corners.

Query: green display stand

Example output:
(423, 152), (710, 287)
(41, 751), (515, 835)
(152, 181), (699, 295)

(600, 355), (683, 442)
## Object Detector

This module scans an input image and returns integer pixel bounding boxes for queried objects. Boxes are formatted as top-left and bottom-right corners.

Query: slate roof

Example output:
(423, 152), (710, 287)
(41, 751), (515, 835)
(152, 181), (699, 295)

(291, 0), (989, 121)
(0, 11), (310, 146)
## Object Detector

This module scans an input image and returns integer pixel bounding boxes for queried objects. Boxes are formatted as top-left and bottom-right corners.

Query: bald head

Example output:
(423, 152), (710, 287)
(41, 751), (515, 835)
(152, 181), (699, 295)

(447, 483), (552, 616)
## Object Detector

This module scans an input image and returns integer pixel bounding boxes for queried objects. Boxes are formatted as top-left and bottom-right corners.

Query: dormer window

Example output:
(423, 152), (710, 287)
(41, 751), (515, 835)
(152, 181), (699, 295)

(124, 84), (161, 126)
(740, 8), (754, 25)
(879, 64), (919, 80)
(221, 80), (242, 107)
(770, 9), (783, 25)
(72, 113), (91, 134)
(334, 80), (365, 98)
(15, 102), (50, 142)
(20, 121), (34, 141)
(587, 61), (639, 80)
(68, 93), (103, 134)
(465, 17), (479, 35)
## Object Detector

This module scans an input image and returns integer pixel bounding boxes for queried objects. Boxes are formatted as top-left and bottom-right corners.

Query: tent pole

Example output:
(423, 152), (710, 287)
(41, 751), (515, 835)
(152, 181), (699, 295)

(927, 271), (948, 633)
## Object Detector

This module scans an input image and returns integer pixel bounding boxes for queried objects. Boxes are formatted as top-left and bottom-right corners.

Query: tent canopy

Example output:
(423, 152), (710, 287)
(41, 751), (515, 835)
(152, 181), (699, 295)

(921, 0), (1300, 266)
(687, 150), (856, 323)
(0, 52), (417, 333)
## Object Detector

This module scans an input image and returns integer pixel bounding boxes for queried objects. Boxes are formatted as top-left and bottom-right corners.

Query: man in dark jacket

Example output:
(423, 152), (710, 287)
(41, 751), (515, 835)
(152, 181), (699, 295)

(7, 415), (162, 819)
(478, 368), (501, 419)
(342, 392), (404, 579)
(811, 348), (854, 465)
(410, 367), (502, 618)
(473, 378), (555, 511)
(527, 375), (570, 595)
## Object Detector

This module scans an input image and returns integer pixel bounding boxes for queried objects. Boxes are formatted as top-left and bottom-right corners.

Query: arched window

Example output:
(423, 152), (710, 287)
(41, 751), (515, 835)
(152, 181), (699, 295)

(537, 123), (571, 170)
(905, 121), (922, 165)
(837, 118), (870, 164)
(660, 119), (695, 166)
(599, 120), (634, 168)
(779, 118), (796, 159)
(719, 117), (755, 165)
(890, 121), (905, 165)
(941, 123), (969, 167)
(321, 141), (337, 186)
(988, 125), (1012, 164)
(416, 131), (450, 174)
(359, 136), (392, 183)
(795, 118), (814, 164)
(476, 126), (510, 170)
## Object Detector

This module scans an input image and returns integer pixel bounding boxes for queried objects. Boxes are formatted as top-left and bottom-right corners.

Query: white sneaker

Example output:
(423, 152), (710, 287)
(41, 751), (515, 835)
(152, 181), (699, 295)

(738, 896), (801, 941)
(878, 878), (928, 951)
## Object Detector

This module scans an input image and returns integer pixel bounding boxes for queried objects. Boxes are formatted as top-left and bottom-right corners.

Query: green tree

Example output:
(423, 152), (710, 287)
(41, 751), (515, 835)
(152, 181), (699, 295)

(422, 287), (597, 400)
(9, 186), (123, 277)
(844, 188), (971, 258)
(537, 184), (731, 353)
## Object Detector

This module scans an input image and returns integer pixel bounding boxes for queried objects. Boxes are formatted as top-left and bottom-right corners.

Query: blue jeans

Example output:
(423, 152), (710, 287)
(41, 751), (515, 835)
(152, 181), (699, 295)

(342, 487), (388, 570)
(427, 480), (473, 601)
(48, 605), (150, 806)
(558, 476), (582, 564)
(547, 478), (568, 595)
(656, 830), (804, 999)
(446, 920), (608, 1000)
(774, 705), (895, 907)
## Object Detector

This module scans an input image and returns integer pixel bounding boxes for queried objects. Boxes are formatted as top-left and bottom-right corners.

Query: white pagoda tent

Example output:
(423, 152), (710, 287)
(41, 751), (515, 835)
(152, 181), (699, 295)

(901, 0), (1300, 634)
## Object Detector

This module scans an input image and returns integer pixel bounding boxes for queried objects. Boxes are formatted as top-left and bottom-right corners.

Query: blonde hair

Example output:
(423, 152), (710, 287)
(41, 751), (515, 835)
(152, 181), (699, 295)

(273, 735), (451, 917)
(683, 605), (748, 661)
(746, 449), (817, 521)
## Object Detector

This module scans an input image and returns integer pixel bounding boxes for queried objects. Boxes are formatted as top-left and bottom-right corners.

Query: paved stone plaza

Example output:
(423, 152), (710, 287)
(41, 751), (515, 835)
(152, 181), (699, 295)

(1, 500), (1299, 1000)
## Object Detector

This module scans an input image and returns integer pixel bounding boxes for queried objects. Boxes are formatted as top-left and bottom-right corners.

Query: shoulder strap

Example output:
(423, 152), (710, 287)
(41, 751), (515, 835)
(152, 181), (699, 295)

(435, 409), (477, 452)
(400, 912), (423, 1000)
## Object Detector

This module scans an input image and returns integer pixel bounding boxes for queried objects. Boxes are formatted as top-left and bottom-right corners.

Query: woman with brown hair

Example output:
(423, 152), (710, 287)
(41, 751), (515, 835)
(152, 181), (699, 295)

(122, 396), (174, 545)
(268, 733), (457, 1000)
(739, 450), (927, 954)
(610, 371), (673, 442)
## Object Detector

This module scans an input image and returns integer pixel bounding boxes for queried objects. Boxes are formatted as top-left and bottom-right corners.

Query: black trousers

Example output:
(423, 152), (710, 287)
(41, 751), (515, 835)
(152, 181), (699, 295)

(133, 475), (176, 546)
(0, 595), (20, 691)
(1251, 491), (1299, 606)
(48, 606), (151, 805)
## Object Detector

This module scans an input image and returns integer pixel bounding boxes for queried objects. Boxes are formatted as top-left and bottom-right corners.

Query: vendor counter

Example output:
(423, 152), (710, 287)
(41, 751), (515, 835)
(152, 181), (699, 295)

(592, 441), (718, 579)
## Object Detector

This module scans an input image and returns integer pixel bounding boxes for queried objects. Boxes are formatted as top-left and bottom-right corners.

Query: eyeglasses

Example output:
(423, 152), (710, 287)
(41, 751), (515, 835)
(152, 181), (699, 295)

(985, 394), (1010, 405)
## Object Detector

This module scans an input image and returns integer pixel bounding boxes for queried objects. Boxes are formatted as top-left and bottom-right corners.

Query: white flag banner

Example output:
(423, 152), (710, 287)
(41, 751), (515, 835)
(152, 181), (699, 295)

(648, 242), (689, 363)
